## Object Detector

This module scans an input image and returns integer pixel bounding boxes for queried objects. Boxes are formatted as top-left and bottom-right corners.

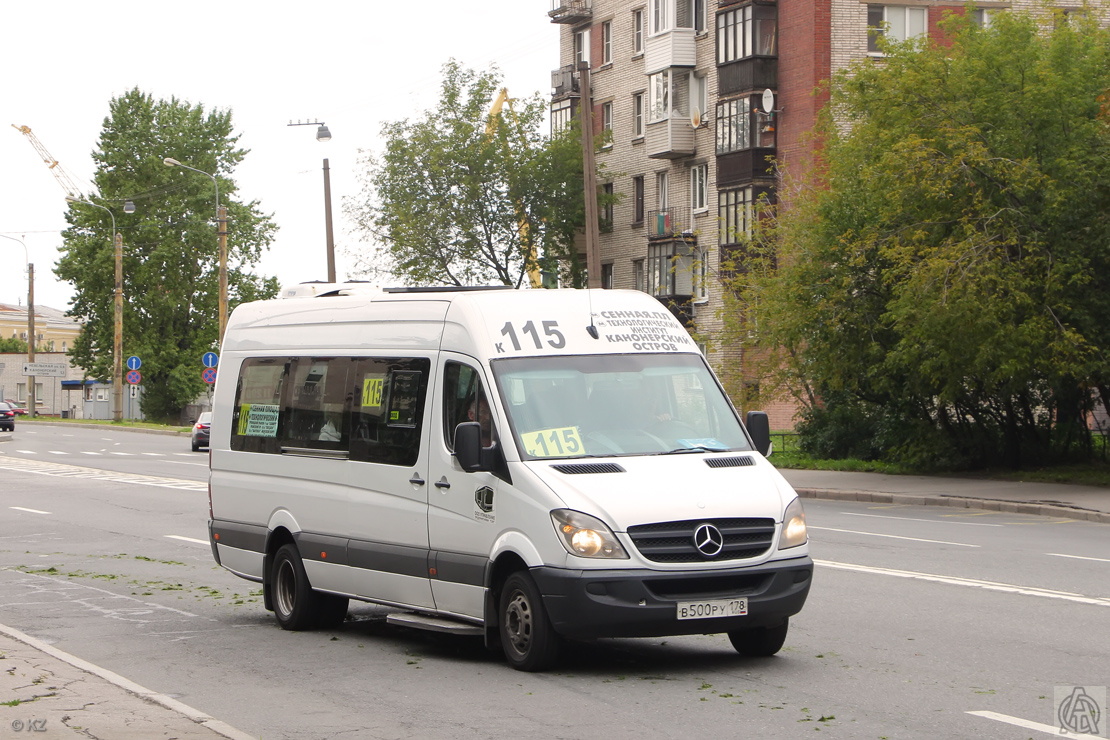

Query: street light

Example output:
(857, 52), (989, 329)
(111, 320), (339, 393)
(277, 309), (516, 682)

(163, 157), (228, 342)
(287, 120), (336, 283)
(66, 196), (124, 423)
(0, 234), (34, 419)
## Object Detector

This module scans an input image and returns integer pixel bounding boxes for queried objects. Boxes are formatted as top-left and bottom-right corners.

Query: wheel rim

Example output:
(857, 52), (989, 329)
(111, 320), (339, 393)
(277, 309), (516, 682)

(503, 589), (533, 656)
(274, 558), (296, 618)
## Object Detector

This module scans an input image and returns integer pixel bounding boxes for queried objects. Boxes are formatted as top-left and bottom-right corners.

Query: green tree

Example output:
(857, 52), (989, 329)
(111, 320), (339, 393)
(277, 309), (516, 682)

(57, 89), (279, 422)
(348, 61), (607, 288)
(731, 9), (1110, 469)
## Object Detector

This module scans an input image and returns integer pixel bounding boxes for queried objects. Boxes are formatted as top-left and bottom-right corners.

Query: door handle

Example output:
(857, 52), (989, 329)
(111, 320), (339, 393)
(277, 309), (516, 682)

(434, 477), (451, 490)
(409, 473), (425, 486)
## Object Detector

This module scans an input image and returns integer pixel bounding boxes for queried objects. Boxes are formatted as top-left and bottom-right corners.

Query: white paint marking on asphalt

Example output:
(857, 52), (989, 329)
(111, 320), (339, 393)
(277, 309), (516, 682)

(966, 710), (1089, 737)
(80, 451), (102, 455)
(9, 507), (51, 515)
(1047, 552), (1110, 564)
(109, 452), (135, 456)
(842, 512), (1003, 527)
(165, 535), (208, 545)
(15, 450), (37, 454)
(809, 526), (980, 547)
(48, 450), (67, 455)
(141, 452), (165, 456)
(816, 559), (1110, 607)
(172, 453), (196, 457)
(164, 460), (209, 467)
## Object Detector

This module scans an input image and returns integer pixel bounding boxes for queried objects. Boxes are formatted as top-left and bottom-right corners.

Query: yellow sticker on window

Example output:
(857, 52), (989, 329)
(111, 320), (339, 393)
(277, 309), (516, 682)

(362, 377), (385, 408)
(522, 426), (583, 458)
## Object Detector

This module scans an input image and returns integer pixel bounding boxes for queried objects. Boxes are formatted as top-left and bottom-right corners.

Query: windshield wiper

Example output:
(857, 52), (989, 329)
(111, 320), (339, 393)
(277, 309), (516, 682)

(658, 445), (730, 455)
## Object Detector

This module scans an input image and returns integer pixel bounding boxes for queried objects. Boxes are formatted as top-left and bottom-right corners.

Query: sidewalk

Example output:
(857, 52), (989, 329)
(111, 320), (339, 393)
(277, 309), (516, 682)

(781, 468), (1110, 523)
(0, 623), (255, 740)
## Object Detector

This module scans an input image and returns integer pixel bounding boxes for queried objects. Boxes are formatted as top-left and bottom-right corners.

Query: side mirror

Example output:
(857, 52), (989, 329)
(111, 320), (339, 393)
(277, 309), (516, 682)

(745, 411), (772, 457)
(454, 422), (483, 471)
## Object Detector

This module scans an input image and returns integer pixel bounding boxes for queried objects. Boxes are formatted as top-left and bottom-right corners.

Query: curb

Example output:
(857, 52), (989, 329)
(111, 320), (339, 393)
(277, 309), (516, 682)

(17, 420), (188, 436)
(0, 622), (256, 740)
(795, 488), (1110, 524)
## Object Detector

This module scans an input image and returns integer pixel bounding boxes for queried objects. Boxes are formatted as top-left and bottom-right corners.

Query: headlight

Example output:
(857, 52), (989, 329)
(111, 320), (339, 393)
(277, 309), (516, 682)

(779, 497), (808, 549)
(550, 509), (628, 559)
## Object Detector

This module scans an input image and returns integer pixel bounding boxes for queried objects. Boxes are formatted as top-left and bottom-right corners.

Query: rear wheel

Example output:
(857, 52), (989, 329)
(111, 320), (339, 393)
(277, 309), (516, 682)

(271, 543), (347, 630)
(499, 571), (560, 672)
(728, 618), (789, 657)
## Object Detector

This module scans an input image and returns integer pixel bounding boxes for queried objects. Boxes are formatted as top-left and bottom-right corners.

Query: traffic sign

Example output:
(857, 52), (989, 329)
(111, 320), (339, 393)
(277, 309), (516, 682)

(127, 356), (142, 371)
(202, 367), (218, 385)
(202, 352), (219, 368)
(126, 370), (142, 385)
(23, 362), (67, 377)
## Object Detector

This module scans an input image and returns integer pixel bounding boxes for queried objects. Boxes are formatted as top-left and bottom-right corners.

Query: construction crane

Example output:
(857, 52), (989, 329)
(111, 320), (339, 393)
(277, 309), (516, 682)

(485, 90), (543, 289)
(11, 124), (88, 201)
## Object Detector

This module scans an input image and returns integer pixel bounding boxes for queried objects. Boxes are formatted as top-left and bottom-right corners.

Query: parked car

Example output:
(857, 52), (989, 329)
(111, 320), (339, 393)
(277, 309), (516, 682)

(0, 402), (16, 432)
(4, 399), (28, 415)
(191, 411), (212, 451)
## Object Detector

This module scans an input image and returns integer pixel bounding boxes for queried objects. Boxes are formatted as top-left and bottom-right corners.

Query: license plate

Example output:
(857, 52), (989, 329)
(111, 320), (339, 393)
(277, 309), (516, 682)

(677, 597), (748, 620)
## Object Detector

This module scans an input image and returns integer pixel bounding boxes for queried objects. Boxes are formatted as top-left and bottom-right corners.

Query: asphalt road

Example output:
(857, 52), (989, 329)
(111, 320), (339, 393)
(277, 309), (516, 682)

(1, 425), (1107, 739)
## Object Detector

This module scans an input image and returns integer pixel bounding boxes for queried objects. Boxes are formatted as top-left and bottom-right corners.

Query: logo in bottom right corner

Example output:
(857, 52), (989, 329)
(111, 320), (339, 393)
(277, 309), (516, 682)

(1056, 686), (1106, 736)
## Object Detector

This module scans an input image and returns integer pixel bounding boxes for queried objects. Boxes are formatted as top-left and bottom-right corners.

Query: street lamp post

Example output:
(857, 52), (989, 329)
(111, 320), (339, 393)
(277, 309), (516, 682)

(0, 234), (34, 419)
(66, 197), (124, 423)
(287, 121), (336, 283)
(162, 158), (228, 342)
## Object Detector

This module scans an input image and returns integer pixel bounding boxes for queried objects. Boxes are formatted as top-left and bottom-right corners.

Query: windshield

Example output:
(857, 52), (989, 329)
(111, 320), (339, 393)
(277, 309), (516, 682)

(491, 353), (753, 460)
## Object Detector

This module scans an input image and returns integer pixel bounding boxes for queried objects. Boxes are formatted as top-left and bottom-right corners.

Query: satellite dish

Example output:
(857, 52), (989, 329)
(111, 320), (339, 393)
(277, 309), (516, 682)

(690, 107), (702, 128)
(762, 88), (775, 114)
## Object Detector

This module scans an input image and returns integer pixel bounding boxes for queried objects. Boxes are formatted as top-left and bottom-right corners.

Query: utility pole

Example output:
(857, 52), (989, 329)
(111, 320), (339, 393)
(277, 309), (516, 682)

(113, 231), (123, 422)
(578, 62), (601, 289)
(217, 204), (228, 342)
(27, 263), (35, 418)
(322, 159), (336, 283)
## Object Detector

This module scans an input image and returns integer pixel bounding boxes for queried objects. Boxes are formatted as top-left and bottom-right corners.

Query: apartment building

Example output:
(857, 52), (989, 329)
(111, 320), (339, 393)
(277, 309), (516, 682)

(548, 0), (1102, 429)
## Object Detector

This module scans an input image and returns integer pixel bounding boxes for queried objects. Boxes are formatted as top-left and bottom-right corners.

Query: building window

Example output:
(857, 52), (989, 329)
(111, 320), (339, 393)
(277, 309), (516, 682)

(694, 0), (708, 33)
(602, 21), (612, 64)
(719, 187), (754, 245)
(633, 8), (645, 54)
(633, 175), (645, 223)
(868, 5), (927, 52)
(551, 98), (574, 135)
(690, 164), (708, 213)
(656, 172), (669, 212)
(602, 101), (613, 134)
(717, 4), (777, 64)
(690, 72), (707, 124)
(575, 28), (591, 66)
(633, 259), (646, 292)
(648, 71), (671, 123)
(601, 263), (614, 289)
(601, 182), (614, 231)
(716, 97), (752, 153)
(971, 7), (993, 27)
(633, 92), (645, 137)
(647, 241), (696, 297)
(694, 246), (710, 302)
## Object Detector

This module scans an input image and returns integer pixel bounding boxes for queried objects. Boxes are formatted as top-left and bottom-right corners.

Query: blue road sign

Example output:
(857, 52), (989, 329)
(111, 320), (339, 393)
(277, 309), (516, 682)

(202, 352), (219, 368)
(126, 356), (142, 371)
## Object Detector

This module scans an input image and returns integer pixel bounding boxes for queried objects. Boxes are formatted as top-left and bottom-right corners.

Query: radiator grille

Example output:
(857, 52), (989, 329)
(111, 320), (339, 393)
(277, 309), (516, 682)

(627, 517), (776, 563)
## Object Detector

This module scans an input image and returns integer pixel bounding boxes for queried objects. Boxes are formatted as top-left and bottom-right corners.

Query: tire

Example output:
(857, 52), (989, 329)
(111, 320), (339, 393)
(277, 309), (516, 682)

(498, 571), (560, 672)
(271, 543), (347, 630)
(728, 618), (789, 657)
(191, 441), (200, 452)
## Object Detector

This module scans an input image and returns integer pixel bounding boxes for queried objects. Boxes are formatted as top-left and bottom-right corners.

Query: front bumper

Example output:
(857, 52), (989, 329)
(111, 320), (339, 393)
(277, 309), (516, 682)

(530, 556), (812, 639)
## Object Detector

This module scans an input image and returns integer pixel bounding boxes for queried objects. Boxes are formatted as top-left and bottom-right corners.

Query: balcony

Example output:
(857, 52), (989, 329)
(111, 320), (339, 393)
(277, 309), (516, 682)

(648, 207), (694, 239)
(549, 0), (592, 24)
(646, 116), (695, 159)
(551, 65), (580, 99)
(644, 27), (698, 74)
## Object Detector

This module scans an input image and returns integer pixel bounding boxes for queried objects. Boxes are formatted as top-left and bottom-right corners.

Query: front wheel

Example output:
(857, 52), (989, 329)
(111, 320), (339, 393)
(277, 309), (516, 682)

(271, 543), (347, 630)
(728, 618), (789, 657)
(499, 571), (560, 672)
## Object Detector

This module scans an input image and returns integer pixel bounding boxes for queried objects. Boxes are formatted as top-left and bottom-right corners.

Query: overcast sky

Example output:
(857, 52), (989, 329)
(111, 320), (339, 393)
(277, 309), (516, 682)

(1, 1), (559, 311)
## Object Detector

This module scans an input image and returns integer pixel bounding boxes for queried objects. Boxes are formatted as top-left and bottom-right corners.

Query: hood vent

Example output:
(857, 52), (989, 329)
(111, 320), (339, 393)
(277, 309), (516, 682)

(705, 456), (755, 469)
(551, 462), (626, 475)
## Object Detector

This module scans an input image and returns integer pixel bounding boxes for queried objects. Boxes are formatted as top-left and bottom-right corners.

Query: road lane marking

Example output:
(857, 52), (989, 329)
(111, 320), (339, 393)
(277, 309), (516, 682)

(80, 451), (103, 455)
(10, 507), (51, 515)
(966, 710), (1088, 737)
(841, 512), (1002, 527)
(815, 559), (1110, 607)
(1048, 553), (1110, 564)
(109, 452), (135, 456)
(809, 526), (979, 547)
(141, 452), (166, 456)
(15, 450), (37, 454)
(165, 535), (208, 545)
(165, 460), (209, 467)
(47, 450), (68, 455)
(0, 456), (206, 491)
